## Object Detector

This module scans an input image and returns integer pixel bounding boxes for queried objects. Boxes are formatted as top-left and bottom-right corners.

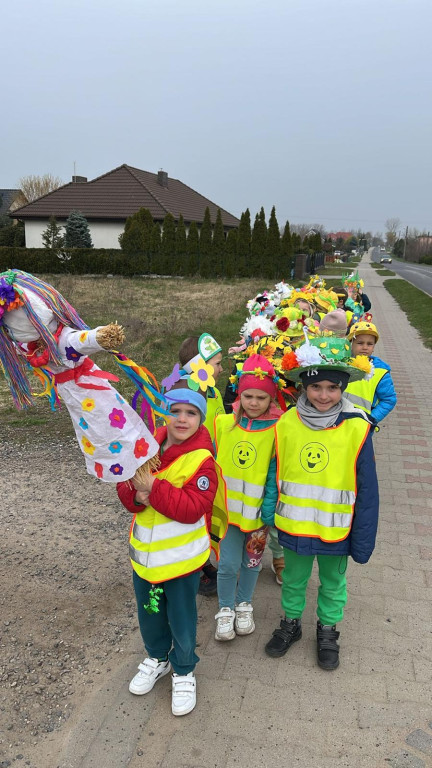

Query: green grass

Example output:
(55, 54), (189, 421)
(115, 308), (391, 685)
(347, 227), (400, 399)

(384, 278), (432, 349)
(376, 269), (396, 276)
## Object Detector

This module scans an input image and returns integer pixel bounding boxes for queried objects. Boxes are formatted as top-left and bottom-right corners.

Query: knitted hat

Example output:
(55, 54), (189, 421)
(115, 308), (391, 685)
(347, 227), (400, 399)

(238, 353), (278, 398)
(347, 319), (379, 342)
(164, 379), (207, 423)
(300, 368), (350, 392)
(319, 309), (347, 337)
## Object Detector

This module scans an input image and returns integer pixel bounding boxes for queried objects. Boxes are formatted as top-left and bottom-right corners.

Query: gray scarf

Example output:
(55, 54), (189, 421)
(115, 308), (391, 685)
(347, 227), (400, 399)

(296, 392), (369, 430)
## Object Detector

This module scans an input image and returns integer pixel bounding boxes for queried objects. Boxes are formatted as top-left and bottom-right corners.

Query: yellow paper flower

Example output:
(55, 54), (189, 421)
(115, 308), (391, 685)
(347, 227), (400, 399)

(79, 331), (89, 342)
(350, 355), (373, 374)
(190, 358), (215, 392)
(81, 436), (95, 455)
(82, 398), (95, 412)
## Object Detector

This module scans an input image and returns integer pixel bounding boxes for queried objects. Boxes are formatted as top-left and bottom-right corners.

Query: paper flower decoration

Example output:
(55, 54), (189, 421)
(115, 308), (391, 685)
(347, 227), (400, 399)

(109, 408), (126, 429)
(81, 436), (96, 456)
(281, 350), (299, 371)
(296, 344), (323, 367)
(82, 398), (96, 412)
(134, 438), (149, 458)
(189, 358), (215, 392)
(350, 355), (373, 378)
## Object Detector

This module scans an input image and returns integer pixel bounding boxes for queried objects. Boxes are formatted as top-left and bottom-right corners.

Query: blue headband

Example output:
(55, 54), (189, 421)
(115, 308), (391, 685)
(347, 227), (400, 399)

(165, 387), (207, 423)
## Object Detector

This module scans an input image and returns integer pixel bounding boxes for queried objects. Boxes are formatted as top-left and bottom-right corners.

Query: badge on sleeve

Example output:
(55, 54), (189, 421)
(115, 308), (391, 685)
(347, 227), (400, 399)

(197, 476), (210, 491)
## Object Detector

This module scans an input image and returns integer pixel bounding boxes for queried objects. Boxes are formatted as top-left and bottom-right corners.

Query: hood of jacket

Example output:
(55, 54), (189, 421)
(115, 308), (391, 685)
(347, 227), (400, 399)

(370, 354), (391, 372)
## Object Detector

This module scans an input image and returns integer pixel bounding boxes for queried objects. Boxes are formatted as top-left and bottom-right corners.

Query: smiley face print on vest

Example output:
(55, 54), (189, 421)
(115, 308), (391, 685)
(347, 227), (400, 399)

(300, 442), (329, 473)
(232, 441), (257, 469)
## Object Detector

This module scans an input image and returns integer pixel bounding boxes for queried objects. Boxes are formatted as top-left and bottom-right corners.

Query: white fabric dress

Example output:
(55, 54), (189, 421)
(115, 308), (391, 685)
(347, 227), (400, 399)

(44, 327), (159, 482)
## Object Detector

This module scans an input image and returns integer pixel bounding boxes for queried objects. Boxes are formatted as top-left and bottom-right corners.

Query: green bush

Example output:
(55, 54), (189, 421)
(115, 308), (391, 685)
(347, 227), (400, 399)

(420, 254), (432, 265)
(0, 247), (136, 275)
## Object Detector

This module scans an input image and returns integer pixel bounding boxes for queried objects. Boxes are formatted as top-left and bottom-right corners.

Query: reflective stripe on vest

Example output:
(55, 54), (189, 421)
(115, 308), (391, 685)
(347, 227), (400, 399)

(215, 413), (276, 532)
(345, 367), (387, 414)
(204, 387), (225, 441)
(275, 409), (369, 543)
(129, 449), (212, 583)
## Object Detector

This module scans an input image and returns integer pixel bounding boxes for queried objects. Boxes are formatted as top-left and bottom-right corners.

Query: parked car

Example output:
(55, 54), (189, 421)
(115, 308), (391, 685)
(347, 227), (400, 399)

(380, 257), (392, 264)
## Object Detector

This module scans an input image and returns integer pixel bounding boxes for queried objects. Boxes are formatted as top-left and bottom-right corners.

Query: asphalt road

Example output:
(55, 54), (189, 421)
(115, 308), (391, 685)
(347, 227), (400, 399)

(370, 247), (432, 296)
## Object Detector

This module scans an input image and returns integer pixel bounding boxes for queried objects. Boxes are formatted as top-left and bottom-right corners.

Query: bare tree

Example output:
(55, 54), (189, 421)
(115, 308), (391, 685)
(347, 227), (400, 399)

(384, 217), (401, 249)
(17, 173), (63, 202)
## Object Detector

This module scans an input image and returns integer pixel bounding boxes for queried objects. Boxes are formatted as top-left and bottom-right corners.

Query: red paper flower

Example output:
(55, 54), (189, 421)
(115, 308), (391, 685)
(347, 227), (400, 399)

(95, 462), (104, 479)
(276, 317), (289, 332)
(134, 438), (149, 459)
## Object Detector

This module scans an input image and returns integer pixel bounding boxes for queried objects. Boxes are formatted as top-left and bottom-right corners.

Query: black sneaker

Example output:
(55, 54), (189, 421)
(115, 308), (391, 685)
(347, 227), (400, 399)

(316, 622), (340, 670)
(198, 572), (217, 596)
(265, 618), (302, 657)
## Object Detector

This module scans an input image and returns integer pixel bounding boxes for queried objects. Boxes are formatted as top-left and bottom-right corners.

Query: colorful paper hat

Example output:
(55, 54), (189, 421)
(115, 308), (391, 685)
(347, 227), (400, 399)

(343, 270), (364, 292)
(280, 333), (373, 383)
(347, 319), (379, 342)
(182, 333), (221, 373)
(314, 289), (338, 313)
(274, 306), (318, 339)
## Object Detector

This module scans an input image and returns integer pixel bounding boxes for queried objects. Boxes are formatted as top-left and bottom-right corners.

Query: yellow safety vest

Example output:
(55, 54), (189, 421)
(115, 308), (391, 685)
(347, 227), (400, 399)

(129, 449), (228, 583)
(215, 413), (276, 532)
(345, 366), (387, 414)
(275, 409), (369, 543)
(204, 387), (225, 441)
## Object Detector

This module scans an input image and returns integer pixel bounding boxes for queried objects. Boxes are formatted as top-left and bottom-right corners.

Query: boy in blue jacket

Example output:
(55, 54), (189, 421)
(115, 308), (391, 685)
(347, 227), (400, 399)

(263, 335), (379, 670)
(344, 320), (396, 424)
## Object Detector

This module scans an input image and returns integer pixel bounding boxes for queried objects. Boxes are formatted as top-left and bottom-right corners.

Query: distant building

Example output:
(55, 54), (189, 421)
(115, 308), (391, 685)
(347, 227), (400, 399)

(11, 165), (240, 248)
(0, 189), (27, 222)
(327, 231), (353, 242)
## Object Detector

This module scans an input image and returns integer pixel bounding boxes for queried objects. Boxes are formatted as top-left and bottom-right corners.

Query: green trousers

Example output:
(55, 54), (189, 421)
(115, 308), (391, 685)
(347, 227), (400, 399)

(281, 549), (348, 626)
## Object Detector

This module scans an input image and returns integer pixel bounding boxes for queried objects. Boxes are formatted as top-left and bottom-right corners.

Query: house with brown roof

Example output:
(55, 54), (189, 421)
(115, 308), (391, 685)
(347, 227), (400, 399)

(12, 165), (240, 248)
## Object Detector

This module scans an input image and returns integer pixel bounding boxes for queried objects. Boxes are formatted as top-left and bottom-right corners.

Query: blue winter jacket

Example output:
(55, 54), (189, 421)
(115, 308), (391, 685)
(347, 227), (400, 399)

(261, 411), (379, 563)
(370, 355), (397, 424)
(215, 406), (280, 524)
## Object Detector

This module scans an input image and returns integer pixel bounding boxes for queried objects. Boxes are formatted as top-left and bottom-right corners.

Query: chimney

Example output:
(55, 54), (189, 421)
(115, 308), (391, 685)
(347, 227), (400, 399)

(72, 175), (87, 183)
(157, 170), (168, 188)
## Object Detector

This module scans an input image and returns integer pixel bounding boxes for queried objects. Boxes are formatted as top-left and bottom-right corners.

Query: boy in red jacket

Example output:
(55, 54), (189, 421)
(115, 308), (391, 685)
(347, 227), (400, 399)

(117, 377), (219, 716)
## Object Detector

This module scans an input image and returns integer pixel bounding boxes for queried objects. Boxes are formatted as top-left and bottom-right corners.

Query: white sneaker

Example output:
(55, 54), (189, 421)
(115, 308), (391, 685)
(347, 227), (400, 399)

(171, 672), (196, 716)
(235, 602), (255, 635)
(129, 657), (171, 695)
(214, 607), (236, 641)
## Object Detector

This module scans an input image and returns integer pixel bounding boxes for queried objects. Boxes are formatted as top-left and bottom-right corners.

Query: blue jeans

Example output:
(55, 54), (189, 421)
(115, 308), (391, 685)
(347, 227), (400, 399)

(133, 569), (200, 675)
(217, 524), (267, 610)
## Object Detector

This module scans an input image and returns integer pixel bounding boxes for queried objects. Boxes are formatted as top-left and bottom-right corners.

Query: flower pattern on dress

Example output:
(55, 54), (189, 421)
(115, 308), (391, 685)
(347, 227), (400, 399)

(79, 331), (88, 342)
(115, 393), (125, 404)
(108, 441), (123, 454)
(109, 463), (124, 476)
(81, 436), (95, 455)
(79, 417), (89, 430)
(82, 398), (96, 412)
(65, 345), (83, 362)
(134, 438), (149, 458)
(109, 408), (126, 429)
(95, 462), (103, 479)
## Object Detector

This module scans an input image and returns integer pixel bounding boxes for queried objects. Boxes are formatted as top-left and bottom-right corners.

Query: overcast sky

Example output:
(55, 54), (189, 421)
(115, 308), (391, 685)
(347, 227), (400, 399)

(3, 0), (431, 236)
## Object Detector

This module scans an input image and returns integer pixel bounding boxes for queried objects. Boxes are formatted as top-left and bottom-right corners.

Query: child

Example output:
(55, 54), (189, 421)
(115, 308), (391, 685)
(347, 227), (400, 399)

(117, 375), (222, 716)
(263, 335), (379, 670)
(319, 308), (348, 338)
(345, 320), (397, 424)
(214, 354), (282, 640)
(179, 332), (224, 595)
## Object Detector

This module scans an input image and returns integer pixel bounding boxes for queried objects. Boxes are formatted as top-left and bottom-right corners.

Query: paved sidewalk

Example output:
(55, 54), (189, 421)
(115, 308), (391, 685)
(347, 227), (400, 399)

(44, 257), (432, 768)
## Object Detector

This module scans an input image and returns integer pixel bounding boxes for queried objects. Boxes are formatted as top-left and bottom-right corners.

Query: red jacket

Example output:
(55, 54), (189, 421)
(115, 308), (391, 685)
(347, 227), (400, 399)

(116, 424), (217, 531)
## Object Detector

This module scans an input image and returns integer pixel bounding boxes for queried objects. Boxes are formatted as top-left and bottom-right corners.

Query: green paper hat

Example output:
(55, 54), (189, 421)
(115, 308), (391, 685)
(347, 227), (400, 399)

(284, 335), (371, 383)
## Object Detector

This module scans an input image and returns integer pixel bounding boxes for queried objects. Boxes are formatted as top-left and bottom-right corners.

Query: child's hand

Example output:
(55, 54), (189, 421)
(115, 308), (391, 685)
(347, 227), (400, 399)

(132, 472), (155, 494)
(135, 489), (150, 506)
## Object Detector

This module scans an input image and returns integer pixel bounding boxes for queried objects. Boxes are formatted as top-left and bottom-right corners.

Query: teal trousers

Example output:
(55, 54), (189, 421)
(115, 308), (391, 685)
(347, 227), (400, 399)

(281, 549), (348, 625)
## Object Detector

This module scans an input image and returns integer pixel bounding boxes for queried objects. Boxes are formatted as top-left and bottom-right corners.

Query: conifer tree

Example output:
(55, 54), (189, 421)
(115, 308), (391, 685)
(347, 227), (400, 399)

(236, 208), (251, 277)
(212, 208), (225, 276)
(120, 208), (153, 266)
(186, 221), (200, 275)
(174, 214), (187, 275)
(42, 216), (65, 253)
(160, 213), (176, 274)
(264, 206), (280, 278)
(65, 210), (93, 248)
(251, 207), (267, 276)
(224, 228), (238, 278)
(149, 223), (161, 272)
(199, 206), (212, 277)
(280, 220), (293, 278)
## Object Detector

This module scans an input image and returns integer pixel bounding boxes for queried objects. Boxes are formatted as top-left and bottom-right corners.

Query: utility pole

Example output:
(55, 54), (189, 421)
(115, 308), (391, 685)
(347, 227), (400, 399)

(402, 225), (408, 260)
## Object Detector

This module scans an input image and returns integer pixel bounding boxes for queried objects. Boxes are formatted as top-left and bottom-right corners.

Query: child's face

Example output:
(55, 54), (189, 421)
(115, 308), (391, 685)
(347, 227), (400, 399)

(295, 299), (312, 317)
(306, 381), (342, 412)
(209, 352), (223, 381)
(166, 403), (201, 444)
(351, 333), (376, 357)
(240, 388), (271, 419)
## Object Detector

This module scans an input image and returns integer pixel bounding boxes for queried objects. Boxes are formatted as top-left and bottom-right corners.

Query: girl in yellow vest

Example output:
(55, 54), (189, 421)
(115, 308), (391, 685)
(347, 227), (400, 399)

(179, 332), (225, 596)
(117, 375), (223, 717)
(263, 335), (379, 670)
(345, 320), (397, 424)
(214, 354), (283, 641)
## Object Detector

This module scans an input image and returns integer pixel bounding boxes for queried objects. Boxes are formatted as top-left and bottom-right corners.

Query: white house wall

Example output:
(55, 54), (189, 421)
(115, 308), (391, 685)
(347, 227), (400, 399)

(24, 220), (125, 249)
